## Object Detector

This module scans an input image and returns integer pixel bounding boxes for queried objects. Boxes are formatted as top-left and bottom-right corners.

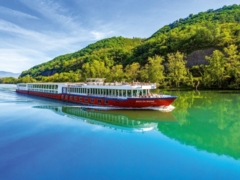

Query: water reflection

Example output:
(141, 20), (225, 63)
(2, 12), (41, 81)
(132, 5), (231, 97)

(33, 90), (240, 159)
(33, 106), (177, 133)
(161, 90), (240, 159)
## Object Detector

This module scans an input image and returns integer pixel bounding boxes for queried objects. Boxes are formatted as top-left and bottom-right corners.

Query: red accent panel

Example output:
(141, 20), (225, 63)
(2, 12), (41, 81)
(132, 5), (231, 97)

(16, 90), (176, 108)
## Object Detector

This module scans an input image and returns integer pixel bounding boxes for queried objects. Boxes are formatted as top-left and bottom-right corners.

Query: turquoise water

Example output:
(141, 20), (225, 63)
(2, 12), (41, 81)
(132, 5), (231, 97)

(0, 84), (240, 179)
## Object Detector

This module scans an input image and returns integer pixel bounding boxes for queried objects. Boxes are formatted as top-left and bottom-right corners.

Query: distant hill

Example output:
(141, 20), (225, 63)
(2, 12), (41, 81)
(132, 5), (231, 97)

(0, 71), (20, 78)
(20, 37), (144, 78)
(129, 4), (240, 64)
(19, 4), (240, 89)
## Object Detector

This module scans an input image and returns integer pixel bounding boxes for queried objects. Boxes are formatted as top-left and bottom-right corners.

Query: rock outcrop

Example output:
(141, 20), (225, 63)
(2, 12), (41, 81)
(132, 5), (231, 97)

(186, 48), (215, 68)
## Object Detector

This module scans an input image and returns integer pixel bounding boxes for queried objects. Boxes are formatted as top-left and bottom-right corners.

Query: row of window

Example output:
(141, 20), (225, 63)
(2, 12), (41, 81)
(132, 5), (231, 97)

(28, 84), (58, 89)
(29, 89), (58, 94)
(18, 84), (27, 87)
(61, 95), (109, 104)
(68, 87), (149, 97)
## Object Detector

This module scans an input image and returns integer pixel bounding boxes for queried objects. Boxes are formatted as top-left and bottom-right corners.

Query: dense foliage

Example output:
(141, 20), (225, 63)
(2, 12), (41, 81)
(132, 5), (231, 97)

(0, 77), (17, 84)
(18, 4), (240, 89)
(20, 37), (143, 79)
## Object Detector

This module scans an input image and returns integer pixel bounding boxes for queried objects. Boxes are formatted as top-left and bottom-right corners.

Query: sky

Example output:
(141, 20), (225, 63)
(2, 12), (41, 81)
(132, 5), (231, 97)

(0, 0), (239, 73)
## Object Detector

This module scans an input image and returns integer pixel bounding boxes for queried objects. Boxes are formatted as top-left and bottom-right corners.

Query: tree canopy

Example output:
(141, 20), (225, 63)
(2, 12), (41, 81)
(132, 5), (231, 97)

(17, 4), (240, 89)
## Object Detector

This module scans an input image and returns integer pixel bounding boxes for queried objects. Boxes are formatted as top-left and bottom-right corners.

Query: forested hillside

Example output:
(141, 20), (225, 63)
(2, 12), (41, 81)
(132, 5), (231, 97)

(18, 4), (240, 89)
(129, 4), (240, 65)
(20, 37), (143, 80)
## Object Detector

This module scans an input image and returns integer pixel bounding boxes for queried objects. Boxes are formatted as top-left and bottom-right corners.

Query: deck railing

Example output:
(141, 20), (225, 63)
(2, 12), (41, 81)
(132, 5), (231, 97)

(71, 82), (156, 87)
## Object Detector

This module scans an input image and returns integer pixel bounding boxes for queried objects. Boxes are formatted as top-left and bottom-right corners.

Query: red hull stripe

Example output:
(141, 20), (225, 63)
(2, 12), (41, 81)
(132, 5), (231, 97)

(16, 90), (176, 107)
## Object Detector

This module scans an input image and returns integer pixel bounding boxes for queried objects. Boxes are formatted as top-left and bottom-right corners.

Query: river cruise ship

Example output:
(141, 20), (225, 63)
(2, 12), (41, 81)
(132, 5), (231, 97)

(16, 78), (177, 111)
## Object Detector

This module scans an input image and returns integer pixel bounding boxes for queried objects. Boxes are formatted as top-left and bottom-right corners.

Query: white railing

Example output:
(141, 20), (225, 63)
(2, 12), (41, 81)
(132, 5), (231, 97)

(72, 82), (156, 87)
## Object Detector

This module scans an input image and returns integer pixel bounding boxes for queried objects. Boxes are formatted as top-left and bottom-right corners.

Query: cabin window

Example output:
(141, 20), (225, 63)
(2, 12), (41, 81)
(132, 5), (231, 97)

(104, 100), (108, 104)
(65, 95), (68, 99)
(85, 98), (88, 102)
(80, 97), (82, 101)
(98, 99), (101, 104)
(70, 96), (73, 100)
(133, 90), (138, 97)
(123, 90), (126, 97)
(127, 90), (131, 97)
(119, 90), (122, 97)
(74, 96), (77, 101)
(91, 99), (94, 103)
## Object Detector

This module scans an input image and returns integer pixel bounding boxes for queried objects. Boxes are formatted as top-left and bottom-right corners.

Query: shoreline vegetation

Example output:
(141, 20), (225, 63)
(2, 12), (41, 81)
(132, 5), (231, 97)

(3, 5), (240, 90)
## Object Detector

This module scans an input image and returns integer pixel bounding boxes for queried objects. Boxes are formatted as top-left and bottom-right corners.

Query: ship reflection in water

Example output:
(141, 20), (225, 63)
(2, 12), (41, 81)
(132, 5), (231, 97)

(33, 106), (177, 133)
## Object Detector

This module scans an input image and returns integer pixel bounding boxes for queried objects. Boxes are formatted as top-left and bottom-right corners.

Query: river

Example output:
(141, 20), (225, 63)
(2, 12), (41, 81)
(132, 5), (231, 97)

(0, 84), (240, 179)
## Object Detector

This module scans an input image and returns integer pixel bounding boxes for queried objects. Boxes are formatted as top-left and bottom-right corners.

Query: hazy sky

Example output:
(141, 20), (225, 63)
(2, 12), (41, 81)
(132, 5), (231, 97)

(0, 0), (239, 73)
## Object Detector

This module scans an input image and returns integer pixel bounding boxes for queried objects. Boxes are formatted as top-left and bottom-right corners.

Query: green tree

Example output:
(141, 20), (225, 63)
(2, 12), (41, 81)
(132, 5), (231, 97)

(148, 55), (165, 83)
(167, 51), (187, 87)
(224, 44), (240, 88)
(18, 75), (36, 83)
(82, 60), (110, 79)
(139, 55), (165, 83)
(0, 77), (17, 84)
(109, 65), (124, 82)
(204, 50), (226, 88)
(124, 62), (140, 81)
(139, 64), (149, 82)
